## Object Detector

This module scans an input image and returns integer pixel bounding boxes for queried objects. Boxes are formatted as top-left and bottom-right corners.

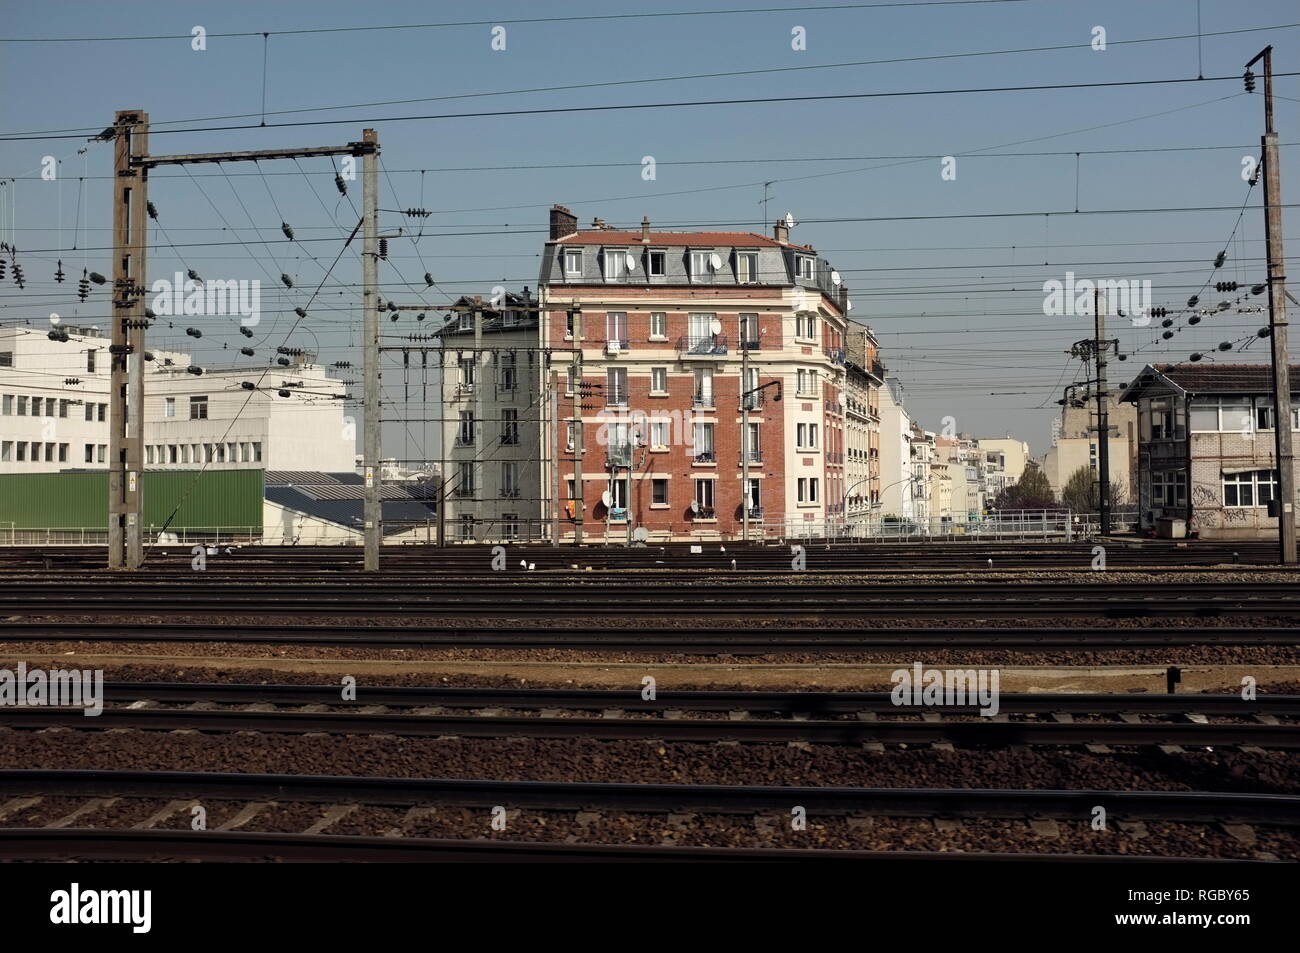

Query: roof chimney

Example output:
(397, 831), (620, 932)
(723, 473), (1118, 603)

(549, 205), (578, 240)
(641, 216), (651, 243)
(773, 220), (789, 243)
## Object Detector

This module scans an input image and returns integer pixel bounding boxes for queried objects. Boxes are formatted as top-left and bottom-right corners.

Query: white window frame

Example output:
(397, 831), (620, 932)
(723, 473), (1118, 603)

(648, 250), (666, 277)
(650, 367), (668, 394)
(649, 312), (667, 339)
(736, 251), (759, 284)
(563, 248), (583, 277)
(603, 248), (628, 282)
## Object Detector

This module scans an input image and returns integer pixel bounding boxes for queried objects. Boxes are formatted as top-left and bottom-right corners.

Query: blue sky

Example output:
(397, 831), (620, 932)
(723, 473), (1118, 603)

(2, 0), (1298, 459)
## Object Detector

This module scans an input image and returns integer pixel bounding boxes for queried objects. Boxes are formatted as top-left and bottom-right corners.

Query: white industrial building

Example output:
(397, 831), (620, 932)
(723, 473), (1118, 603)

(0, 325), (355, 475)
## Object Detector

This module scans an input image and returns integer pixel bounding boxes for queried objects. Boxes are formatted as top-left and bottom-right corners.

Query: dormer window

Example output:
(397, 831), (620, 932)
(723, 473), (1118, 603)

(736, 251), (758, 284)
(603, 248), (628, 281)
(690, 250), (715, 283)
(648, 250), (666, 277)
(563, 248), (583, 277)
(796, 256), (815, 280)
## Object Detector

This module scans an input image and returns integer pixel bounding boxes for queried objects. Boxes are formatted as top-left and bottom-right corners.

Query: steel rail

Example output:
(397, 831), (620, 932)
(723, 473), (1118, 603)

(1, 769), (1296, 824)
(2, 621), (1294, 651)
(4, 706), (1297, 747)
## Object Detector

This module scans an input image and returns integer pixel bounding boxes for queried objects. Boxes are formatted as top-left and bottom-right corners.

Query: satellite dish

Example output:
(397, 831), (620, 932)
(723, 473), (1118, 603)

(784, 212), (795, 229)
(847, 300), (854, 312)
(601, 490), (612, 507)
(49, 313), (60, 325)
(831, 271), (841, 286)
(625, 253), (638, 271)
(709, 253), (722, 271)
(633, 527), (650, 543)
(709, 318), (722, 335)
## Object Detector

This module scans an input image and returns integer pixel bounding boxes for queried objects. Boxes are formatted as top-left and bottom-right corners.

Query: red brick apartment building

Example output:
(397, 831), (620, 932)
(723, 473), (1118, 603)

(537, 205), (870, 542)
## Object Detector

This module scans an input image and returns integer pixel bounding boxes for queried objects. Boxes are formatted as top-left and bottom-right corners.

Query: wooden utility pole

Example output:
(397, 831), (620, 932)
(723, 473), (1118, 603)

(1247, 46), (1296, 564)
(108, 109), (149, 569)
(1094, 287), (1111, 535)
(361, 128), (381, 569)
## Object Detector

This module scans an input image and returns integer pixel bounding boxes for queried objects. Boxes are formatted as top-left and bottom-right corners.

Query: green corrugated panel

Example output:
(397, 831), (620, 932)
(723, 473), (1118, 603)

(0, 469), (263, 531)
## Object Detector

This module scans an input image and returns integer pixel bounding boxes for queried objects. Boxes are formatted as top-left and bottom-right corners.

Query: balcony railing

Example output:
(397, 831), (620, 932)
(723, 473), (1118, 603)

(739, 338), (761, 351)
(692, 450), (716, 464)
(692, 505), (716, 520)
(692, 391), (715, 409)
(603, 338), (629, 355)
(677, 334), (728, 357)
(605, 391), (628, 408)
(499, 488), (521, 498)
(741, 392), (764, 411)
(738, 450), (763, 466)
(452, 486), (475, 499)
(824, 347), (846, 365)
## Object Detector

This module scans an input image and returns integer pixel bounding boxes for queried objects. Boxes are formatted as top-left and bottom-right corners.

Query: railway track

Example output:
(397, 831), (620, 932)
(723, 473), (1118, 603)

(0, 540), (1288, 575)
(0, 580), (1297, 618)
(86, 682), (1300, 715)
(3, 621), (1294, 652)
(0, 769), (1291, 862)
(7, 689), (1296, 748)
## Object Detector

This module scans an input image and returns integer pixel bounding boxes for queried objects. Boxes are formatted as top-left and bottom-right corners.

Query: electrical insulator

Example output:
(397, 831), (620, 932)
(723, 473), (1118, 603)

(187, 366), (204, 375)
(404, 208), (431, 218)
(89, 271), (106, 285)
(1220, 341), (1234, 350)
(1117, 354), (1127, 361)
(12, 263), (25, 288)
(1150, 307), (1167, 318)
(389, 313), (399, 322)
(424, 272), (434, 287)
(277, 357), (290, 366)
(187, 269), (201, 283)
(1257, 327), (1271, 338)
(1190, 352), (1203, 362)
(1161, 318), (1173, 328)
(64, 377), (81, 385)
(1189, 315), (1201, 325)
(416, 312), (425, 322)
(335, 174), (347, 195)
(78, 273), (89, 301)
(1251, 283), (1266, 295)
(378, 238), (388, 259)
(240, 326), (254, 338)
(1186, 295), (1199, 308)
(240, 347), (255, 357)
(1218, 301), (1231, 311)
(278, 389), (291, 398)
(55, 260), (65, 283)
(1162, 330), (1174, 339)
(0, 259), (5, 280)
(280, 273), (293, 288)
(48, 329), (69, 342)
(144, 307), (156, 319)
(147, 201), (158, 220)
(388, 301), (397, 312)
(241, 382), (256, 390)
(143, 351), (155, 362)
(1215, 281), (1238, 292)
(281, 222), (294, 241)
(186, 327), (202, 338)
(1245, 69), (1256, 93)
(295, 307), (307, 319)
(1214, 251), (1226, 268)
